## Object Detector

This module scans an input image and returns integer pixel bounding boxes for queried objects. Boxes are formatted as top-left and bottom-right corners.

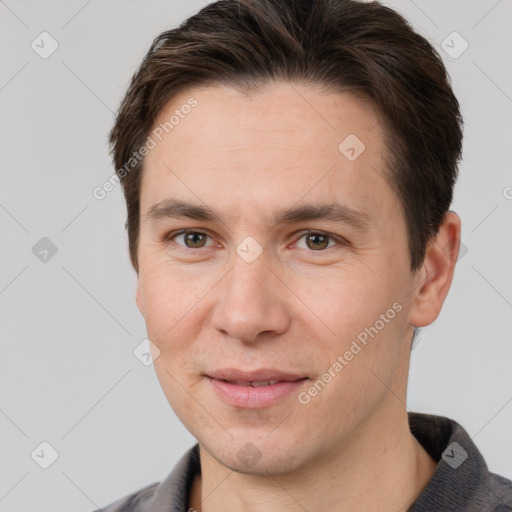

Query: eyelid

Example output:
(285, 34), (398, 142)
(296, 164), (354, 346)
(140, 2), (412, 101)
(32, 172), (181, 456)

(292, 229), (349, 250)
(166, 229), (218, 248)
(165, 228), (348, 251)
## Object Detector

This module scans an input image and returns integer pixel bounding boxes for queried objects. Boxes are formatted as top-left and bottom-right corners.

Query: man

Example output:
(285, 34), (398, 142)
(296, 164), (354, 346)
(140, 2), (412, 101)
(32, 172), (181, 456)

(97, 0), (512, 510)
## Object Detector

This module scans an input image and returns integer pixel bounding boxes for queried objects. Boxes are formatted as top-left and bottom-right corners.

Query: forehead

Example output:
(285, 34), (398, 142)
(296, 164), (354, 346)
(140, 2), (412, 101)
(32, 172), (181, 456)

(140, 81), (397, 228)
(150, 81), (383, 157)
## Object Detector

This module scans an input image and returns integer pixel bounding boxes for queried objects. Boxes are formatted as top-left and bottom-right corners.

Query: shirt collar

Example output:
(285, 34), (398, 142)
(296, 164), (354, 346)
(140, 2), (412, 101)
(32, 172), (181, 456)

(145, 412), (508, 511)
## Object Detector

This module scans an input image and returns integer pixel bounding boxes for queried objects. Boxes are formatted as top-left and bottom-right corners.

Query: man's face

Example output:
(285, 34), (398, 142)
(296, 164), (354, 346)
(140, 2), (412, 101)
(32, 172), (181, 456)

(136, 82), (420, 475)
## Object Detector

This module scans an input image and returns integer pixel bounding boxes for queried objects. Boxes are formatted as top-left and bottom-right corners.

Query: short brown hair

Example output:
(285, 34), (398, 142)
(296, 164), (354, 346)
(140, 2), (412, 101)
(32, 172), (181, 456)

(109, 0), (463, 272)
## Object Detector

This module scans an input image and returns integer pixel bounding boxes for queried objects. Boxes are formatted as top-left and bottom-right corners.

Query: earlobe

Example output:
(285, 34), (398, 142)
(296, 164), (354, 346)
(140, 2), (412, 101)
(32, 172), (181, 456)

(408, 211), (462, 328)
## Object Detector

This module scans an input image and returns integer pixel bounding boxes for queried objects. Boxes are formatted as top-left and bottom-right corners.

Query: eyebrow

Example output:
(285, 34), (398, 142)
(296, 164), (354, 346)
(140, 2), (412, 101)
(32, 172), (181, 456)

(145, 198), (371, 230)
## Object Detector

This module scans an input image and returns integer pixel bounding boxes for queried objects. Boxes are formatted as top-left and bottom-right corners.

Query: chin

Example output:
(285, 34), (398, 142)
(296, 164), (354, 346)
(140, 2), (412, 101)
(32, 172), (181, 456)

(201, 433), (311, 477)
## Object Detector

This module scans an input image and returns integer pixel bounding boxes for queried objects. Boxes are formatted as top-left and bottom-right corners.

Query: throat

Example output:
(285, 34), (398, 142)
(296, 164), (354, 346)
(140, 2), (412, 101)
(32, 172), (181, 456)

(189, 473), (202, 512)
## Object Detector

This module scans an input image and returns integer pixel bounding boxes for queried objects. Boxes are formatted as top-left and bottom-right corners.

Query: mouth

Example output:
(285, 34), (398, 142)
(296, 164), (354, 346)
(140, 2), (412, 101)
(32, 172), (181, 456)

(206, 368), (308, 382)
(205, 368), (309, 408)
(219, 379), (304, 387)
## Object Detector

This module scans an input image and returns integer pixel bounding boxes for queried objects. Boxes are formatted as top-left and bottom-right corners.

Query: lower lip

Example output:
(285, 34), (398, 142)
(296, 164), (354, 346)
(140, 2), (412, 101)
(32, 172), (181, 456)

(207, 377), (308, 408)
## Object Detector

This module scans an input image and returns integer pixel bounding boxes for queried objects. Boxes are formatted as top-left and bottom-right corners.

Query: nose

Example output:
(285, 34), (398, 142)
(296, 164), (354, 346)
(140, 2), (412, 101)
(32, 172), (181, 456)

(211, 248), (291, 344)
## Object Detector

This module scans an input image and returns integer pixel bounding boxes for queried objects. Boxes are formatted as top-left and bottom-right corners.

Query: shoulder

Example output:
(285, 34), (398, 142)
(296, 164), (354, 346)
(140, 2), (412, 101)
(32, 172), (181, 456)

(408, 413), (512, 511)
(91, 482), (160, 512)
(488, 472), (512, 511)
(90, 444), (200, 512)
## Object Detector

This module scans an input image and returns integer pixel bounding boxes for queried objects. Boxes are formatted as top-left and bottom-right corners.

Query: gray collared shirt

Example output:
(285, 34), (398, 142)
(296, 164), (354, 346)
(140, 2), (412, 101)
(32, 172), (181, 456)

(95, 412), (512, 511)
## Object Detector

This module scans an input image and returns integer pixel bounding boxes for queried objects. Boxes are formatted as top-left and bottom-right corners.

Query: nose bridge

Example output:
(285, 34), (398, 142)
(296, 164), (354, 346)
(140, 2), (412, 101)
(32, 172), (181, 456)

(226, 247), (273, 312)
(227, 232), (272, 295)
(212, 244), (289, 341)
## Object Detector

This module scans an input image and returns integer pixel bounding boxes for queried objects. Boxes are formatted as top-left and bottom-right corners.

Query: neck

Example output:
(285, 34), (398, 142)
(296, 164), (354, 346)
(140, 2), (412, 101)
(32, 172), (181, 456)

(189, 407), (437, 512)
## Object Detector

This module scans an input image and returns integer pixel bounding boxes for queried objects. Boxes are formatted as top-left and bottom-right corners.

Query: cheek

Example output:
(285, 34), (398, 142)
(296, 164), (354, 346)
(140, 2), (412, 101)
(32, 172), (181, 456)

(138, 260), (207, 351)
(294, 265), (408, 378)
(290, 265), (391, 333)
(152, 355), (205, 433)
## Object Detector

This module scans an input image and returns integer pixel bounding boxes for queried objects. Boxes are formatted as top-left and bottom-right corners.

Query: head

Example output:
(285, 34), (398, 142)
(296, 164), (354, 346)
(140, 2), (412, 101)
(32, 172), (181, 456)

(110, 0), (463, 475)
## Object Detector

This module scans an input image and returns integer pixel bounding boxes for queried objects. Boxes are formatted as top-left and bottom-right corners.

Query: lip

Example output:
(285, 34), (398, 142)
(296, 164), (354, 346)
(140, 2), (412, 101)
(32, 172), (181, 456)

(207, 368), (306, 382)
(205, 368), (309, 409)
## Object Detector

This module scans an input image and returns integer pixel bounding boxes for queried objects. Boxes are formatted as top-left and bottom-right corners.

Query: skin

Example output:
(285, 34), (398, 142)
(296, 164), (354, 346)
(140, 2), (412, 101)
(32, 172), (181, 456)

(135, 81), (461, 511)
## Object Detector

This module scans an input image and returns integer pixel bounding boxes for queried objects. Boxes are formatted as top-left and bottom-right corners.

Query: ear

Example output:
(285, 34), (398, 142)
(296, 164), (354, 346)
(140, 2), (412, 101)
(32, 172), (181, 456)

(408, 211), (461, 327)
(136, 283), (146, 318)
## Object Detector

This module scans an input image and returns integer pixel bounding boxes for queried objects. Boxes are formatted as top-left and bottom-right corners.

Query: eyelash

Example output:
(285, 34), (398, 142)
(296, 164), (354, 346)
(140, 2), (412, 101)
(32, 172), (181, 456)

(165, 229), (348, 253)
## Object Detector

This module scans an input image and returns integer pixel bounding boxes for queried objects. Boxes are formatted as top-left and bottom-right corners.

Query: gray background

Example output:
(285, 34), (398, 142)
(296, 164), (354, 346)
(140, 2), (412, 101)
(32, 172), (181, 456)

(0, 0), (511, 510)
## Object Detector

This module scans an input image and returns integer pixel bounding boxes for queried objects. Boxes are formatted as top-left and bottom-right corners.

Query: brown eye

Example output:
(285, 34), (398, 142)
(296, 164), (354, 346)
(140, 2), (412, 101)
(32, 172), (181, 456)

(169, 231), (213, 249)
(294, 231), (343, 252)
(305, 233), (330, 250)
(183, 231), (208, 248)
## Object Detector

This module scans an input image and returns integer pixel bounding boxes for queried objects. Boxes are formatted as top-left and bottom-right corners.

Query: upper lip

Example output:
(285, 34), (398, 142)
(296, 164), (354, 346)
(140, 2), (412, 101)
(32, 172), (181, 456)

(207, 368), (307, 382)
